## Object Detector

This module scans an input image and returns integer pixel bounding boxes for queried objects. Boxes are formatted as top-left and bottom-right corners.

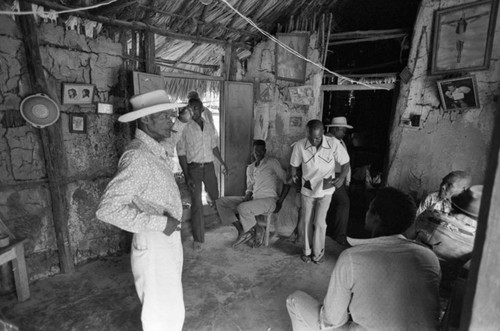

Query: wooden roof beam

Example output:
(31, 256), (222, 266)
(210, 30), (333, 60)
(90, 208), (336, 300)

(329, 33), (408, 46)
(23, 0), (252, 50)
(329, 28), (411, 41)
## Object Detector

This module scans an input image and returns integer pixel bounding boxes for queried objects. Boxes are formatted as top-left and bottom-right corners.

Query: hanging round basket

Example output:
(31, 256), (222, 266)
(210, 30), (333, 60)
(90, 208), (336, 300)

(19, 93), (60, 128)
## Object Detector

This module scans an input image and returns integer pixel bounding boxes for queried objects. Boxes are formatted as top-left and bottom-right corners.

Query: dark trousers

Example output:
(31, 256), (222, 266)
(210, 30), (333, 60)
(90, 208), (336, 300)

(326, 184), (350, 241)
(188, 162), (219, 243)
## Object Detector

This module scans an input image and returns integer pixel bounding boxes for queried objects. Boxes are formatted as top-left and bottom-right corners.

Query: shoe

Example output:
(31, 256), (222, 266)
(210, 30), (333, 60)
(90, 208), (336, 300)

(232, 230), (255, 247)
(301, 255), (311, 263)
(312, 255), (325, 264)
(253, 225), (265, 248)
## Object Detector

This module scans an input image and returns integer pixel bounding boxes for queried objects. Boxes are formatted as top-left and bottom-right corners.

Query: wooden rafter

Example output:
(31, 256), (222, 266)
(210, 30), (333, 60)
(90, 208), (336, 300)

(155, 58), (219, 70)
(23, 0), (252, 50)
(329, 28), (410, 41)
(173, 43), (201, 67)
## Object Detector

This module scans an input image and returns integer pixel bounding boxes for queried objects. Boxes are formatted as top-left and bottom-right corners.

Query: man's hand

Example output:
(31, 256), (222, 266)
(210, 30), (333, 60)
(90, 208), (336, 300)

(163, 211), (181, 236)
(242, 192), (253, 202)
(332, 177), (344, 189)
(185, 176), (195, 192)
(221, 164), (228, 176)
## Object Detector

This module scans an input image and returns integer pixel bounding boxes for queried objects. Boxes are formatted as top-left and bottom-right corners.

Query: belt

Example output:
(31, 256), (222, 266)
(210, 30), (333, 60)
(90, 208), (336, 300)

(188, 162), (213, 167)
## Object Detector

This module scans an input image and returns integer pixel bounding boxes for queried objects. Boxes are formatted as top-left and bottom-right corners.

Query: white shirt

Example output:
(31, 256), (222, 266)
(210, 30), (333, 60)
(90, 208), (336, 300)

(246, 156), (287, 199)
(176, 118), (218, 163)
(321, 235), (441, 330)
(290, 135), (349, 198)
(334, 138), (351, 186)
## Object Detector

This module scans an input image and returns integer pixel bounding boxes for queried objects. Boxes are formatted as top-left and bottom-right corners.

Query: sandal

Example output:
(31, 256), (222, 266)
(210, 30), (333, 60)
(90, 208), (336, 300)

(301, 255), (312, 263)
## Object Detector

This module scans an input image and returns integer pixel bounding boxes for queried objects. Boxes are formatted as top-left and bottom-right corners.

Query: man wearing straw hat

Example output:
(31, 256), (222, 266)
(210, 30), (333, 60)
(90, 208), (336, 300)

(96, 90), (190, 331)
(325, 116), (353, 247)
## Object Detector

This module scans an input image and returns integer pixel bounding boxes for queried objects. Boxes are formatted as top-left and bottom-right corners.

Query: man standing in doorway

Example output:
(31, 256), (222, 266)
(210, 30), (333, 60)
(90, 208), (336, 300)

(290, 119), (350, 264)
(325, 116), (352, 246)
(96, 90), (190, 331)
(177, 98), (228, 250)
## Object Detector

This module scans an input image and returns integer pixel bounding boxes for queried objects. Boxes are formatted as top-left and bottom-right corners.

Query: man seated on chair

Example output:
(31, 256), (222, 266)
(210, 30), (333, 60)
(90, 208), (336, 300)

(286, 187), (441, 330)
(216, 140), (290, 247)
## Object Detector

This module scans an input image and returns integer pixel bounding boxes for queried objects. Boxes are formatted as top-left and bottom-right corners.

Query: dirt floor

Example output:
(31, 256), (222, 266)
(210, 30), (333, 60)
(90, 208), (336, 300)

(0, 210), (347, 331)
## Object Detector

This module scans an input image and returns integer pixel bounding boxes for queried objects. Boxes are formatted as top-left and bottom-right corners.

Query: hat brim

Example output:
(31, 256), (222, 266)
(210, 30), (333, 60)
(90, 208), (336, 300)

(325, 124), (353, 129)
(118, 103), (186, 123)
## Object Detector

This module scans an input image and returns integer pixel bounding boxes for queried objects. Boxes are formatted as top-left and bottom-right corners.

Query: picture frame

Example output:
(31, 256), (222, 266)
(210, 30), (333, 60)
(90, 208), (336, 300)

(437, 76), (480, 111)
(69, 114), (87, 133)
(431, 0), (498, 75)
(275, 33), (309, 83)
(62, 83), (95, 105)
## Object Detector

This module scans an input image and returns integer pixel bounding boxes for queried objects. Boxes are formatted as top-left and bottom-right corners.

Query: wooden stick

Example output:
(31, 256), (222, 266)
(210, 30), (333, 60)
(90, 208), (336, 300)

(322, 13), (332, 67)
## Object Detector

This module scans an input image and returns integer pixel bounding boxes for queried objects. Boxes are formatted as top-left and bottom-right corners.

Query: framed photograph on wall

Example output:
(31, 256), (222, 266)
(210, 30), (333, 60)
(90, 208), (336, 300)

(430, 0), (499, 75)
(62, 83), (95, 105)
(437, 76), (480, 111)
(69, 114), (87, 133)
(275, 33), (309, 83)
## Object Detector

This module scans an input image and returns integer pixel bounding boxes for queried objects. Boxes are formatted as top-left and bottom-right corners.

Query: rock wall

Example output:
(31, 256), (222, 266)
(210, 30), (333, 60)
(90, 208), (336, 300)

(0, 18), (128, 280)
(236, 33), (323, 235)
(387, 0), (500, 199)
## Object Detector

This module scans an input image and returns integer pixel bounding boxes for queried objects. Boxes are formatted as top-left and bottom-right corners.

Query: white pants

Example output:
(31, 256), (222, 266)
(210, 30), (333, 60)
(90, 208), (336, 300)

(131, 231), (184, 331)
(216, 196), (276, 233)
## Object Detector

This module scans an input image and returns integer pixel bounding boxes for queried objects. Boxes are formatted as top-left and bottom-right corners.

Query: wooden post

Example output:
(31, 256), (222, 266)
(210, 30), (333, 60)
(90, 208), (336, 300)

(17, 2), (75, 273)
(144, 31), (157, 74)
(223, 45), (232, 81)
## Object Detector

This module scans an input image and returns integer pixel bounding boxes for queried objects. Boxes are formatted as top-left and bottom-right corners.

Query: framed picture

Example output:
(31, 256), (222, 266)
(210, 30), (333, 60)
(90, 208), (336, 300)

(69, 114), (87, 133)
(437, 76), (480, 111)
(275, 33), (309, 83)
(431, 0), (498, 75)
(62, 83), (95, 105)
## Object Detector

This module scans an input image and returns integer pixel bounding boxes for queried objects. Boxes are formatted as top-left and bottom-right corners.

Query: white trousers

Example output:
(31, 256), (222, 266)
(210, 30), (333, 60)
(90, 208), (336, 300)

(216, 196), (276, 233)
(131, 231), (184, 331)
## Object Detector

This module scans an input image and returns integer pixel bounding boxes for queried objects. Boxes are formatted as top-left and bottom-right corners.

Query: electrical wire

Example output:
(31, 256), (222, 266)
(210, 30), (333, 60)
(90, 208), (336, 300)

(219, 0), (389, 90)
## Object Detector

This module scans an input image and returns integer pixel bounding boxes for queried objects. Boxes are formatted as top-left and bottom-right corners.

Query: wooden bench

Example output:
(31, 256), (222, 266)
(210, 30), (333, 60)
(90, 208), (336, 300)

(0, 238), (30, 302)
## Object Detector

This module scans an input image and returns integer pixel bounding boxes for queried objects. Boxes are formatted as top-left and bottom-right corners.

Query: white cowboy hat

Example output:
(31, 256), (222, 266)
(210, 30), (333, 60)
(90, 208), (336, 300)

(325, 116), (353, 129)
(20, 93), (60, 128)
(452, 185), (483, 218)
(118, 90), (186, 123)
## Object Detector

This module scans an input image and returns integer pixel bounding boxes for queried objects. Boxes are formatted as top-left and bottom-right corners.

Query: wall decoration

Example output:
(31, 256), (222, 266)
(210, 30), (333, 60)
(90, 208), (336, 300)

(62, 83), (95, 105)
(431, 0), (498, 75)
(69, 114), (87, 133)
(275, 33), (309, 83)
(437, 76), (480, 111)
(259, 83), (274, 102)
(254, 103), (269, 140)
(289, 116), (303, 128)
(289, 85), (314, 105)
(97, 103), (114, 114)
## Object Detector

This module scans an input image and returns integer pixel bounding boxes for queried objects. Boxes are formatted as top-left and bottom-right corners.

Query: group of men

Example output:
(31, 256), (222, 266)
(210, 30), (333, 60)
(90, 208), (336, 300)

(96, 89), (480, 330)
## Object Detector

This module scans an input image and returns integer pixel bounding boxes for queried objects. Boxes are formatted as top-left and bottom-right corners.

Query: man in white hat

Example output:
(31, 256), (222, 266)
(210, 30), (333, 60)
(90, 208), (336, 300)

(325, 116), (353, 246)
(96, 90), (190, 331)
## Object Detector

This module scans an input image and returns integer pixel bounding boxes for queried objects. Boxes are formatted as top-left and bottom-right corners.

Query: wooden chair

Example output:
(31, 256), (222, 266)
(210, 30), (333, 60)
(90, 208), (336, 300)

(0, 238), (30, 302)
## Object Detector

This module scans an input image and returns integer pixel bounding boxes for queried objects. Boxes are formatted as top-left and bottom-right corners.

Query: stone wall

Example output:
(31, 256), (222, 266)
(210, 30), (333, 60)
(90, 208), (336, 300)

(0, 18), (128, 280)
(235, 33), (323, 235)
(387, 0), (500, 199)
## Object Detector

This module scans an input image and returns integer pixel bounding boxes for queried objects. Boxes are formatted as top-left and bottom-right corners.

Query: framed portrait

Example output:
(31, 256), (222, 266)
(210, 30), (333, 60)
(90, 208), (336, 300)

(275, 33), (309, 83)
(62, 83), (95, 105)
(437, 76), (480, 111)
(69, 114), (87, 133)
(431, 0), (499, 75)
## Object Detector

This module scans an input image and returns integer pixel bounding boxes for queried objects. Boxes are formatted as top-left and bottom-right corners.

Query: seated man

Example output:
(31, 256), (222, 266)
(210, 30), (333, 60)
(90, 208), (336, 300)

(417, 170), (471, 216)
(415, 185), (482, 283)
(286, 187), (441, 331)
(216, 140), (290, 247)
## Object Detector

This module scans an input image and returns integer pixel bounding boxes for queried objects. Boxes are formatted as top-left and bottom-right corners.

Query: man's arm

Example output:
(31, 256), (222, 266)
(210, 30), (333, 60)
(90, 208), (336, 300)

(212, 146), (228, 175)
(333, 162), (350, 188)
(275, 184), (290, 212)
(243, 164), (254, 202)
(178, 155), (194, 191)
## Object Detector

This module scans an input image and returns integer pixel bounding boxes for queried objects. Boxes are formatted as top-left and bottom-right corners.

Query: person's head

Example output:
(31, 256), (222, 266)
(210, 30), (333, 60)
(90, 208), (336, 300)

(82, 89), (90, 97)
(187, 90), (200, 100)
(306, 119), (324, 147)
(325, 116), (353, 140)
(118, 90), (186, 141)
(438, 171), (472, 200)
(446, 84), (456, 93)
(365, 187), (416, 237)
(188, 98), (204, 121)
(68, 89), (77, 98)
(253, 140), (266, 162)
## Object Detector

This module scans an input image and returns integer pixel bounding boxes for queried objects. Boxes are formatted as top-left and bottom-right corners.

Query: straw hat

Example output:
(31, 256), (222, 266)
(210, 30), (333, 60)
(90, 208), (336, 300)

(20, 93), (60, 128)
(118, 90), (186, 123)
(325, 116), (353, 129)
(452, 185), (483, 218)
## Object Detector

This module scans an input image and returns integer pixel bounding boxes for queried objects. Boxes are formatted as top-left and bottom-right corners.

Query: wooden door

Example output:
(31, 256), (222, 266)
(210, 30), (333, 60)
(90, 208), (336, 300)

(222, 81), (254, 196)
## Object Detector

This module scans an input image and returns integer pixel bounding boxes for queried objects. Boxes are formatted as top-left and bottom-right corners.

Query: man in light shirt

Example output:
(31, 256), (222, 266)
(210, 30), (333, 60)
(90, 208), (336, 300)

(177, 98), (228, 250)
(290, 119), (350, 264)
(216, 140), (290, 247)
(96, 90), (190, 331)
(286, 187), (441, 331)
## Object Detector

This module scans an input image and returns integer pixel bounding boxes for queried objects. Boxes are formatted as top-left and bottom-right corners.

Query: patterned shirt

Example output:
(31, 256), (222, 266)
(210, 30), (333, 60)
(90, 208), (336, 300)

(321, 235), (441, 330)
(246, 156), (287, 199)
(96, 129), (183, 233)
(417, 192), (452, 216)
(290, 135), (349, 198)
(176, 118), (218, 163)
